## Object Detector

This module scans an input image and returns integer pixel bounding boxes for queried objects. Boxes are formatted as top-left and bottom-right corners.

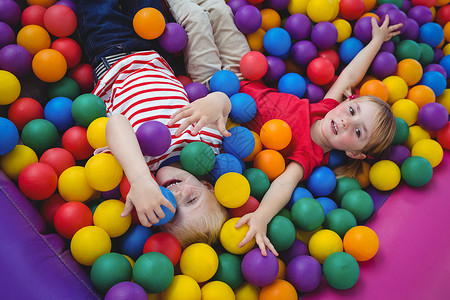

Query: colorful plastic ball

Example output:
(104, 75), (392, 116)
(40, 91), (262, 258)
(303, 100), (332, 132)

(277, 73), (306, 98)
(105, 281), (147, 300)
(332, 18), (352, 43)
(418, 102), (448, 132)
(382, 75), (408, 104)
(184, 82), (209, 102)
(0, 117), (18, 156)
(235, 283), (260, 300)
(62, 126), (95, 160)
(243, 131), (263, 162)
(291, 197), (325, 231)
(212, 253), (244, 289)
(43, 4), (76, 37)
(341, 190), (374, 222)
(391, 100), (416, 128)
(318, 48), (340, 70)
(234, 5), (262, 34)
(437, 121), (450, 149)
(136, 120), (171, 156)
(395, 58), (423, 86)
(44, 96), (74, 131)
(0, 44), (32, 78)
(180, 243), (218, 283)
(307, 166), (336, 197)
(210, 153), (243, 182)
(290, 40), (318, 67)
(17, 162), (57, 200)
(72, 93), (107, 127)
(0, 70), (20, 105)
(51, 37), (82, 68)
(305, 83), (325, 103)
(331, 177), (362, 205)
(386, 144), (411, 166)
(220, 217), (255, 254)
(223, 126), (255, 159)
(285, 13), (312, 41)
(307, 0), (337, 23)
(246, 28), (265, 52)
(39, 194), (66, 226)
(263, 27), (292, 57)
(339, 0), (365, 20)
(210, 69), (240, 97)
(354, 17), (375, 44)
(439, 54), (450, 76)
(158, 22), (187, 53)
(21, 119), (58, 155)
(16, 24), (51, 56)
(316, 197), (338, 216)
(0, 21), (14, 48)
(242, 248), (279, 287)
(311, 22), (338, 50)
(279, 238), (309, 264)
(70, 225), (111, 266)
(343, 226), (379, 261)
(21, 5), (46, 27)
(201, 281), (235, 300)
(259, 279), (298, 300)
(229, 195), (259, 218)
(133, 252), (174, 293)
(243, 168), (270, 200)
(84, 153), (123, 192)
(359, 79), (389, 101)
(308, 229), (343, 264)
(133, 7), (165, 40)
(229, 93), (257, 124)
(176, 75), (192, 87)
(118, 224), (153, 261)
(53, 201), (92, 239)
(260, 119), (292, 151)
(400, 18), (420, 41)
(143, 232), (181, 266)
(90, 253), (132, 294)
(286, 255), (322, 293)
(93, 199), (132, 238)
(369, 160), (401, 191)
(86, 117), (108, 149)
(40, 147), (75, 176)
(286, 187), (314, 210)
(404, 125), (431, 149)
(371, 51), (397, 78)
(58, 166), (95, 202)
(262, 56), (285, 83)
(419, 71), (447, 97)
(69, 63), (94, 93)
(48, 77), (80, 100)
(160, 275), (201, 300)
(425, 64), (447, 79)
(253, 149), (285, 181)
(180, 141), (216, 176)
(153, 187), (177, 225)
(339, 37), (364, 65)
(323, 252), (359, 289)
(0, 145), (37, 180)
(408, 5), (433, 26)
(32, 49), (67, 83)
(0, 0), (20, 25)
(324, 208), (357, 238)
(419, 22), (444, 48)
(407, 84), (436, 109)
(227, 0), (248, 14)
(215, 172), (250, 208)
(401, 156), (433, 186)
(267, 215), (296, 252)
(307, 57), (335, 86)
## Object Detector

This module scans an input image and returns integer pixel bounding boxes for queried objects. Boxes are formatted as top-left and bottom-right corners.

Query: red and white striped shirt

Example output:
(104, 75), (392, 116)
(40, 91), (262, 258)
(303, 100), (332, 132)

(92, 51), (222, 171)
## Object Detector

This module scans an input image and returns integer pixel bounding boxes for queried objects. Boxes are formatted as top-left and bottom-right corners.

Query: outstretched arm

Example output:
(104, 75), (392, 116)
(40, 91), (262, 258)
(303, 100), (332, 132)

(325, 16), (402, 102)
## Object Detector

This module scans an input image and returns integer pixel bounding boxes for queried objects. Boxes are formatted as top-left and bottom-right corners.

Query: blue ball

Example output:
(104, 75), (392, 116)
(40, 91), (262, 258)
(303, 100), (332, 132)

(339, 37), (364, 65)
(229, 93), (257, 124)
(44, 96), (74, 131)
(263, 27), (292, 57)
(418, 71), (447, 97)
(316, 197), (338, 216)
(209, 153), (243, 182)
(307, 166), (337, 197)
(419, 22), (444, 48)
(286, 187), (314, 210)
(210, 70), (240, 97)
(326, 150), (347, 169)
(154, 187), (177, 226)
(278, 73), (307, 98)
(0, 117), (19, 155)
(439, 54), (450, 76)
(118, 225), (154, 260)
(222, 126), (255, 159)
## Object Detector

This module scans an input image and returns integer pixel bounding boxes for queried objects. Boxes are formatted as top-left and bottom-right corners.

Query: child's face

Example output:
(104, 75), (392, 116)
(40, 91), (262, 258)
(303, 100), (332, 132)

(320, 100), (379, 155)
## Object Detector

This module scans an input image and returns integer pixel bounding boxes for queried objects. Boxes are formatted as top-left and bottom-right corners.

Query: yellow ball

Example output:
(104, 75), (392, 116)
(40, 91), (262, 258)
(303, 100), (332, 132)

(235, 283), (260, 300)
(86, 117), (109, 149)
(403, 125), (431, 149)
(201, 281), (235, 300)
(246, 29), (266, 52)
(391, 99), (419, 126)
(382, 76), (409, 104)
(437, 89), (450, 114)
(296, 226), (322, 245)
(307, 0), (336, 23)
(411, 139), (444, 168)
(443, 43), (450, 56)
(220, 217), (256, 255)
(85, 153), (123, 192)
(332, 19), (352, 43)
(161, 275), (201, 300)
(58, 166), (95, 202)
(215, 172), (250, 208)
(180, 243), (219, 283)
(0, 145), (38, 180)
(308, 229), (343, 264)
(148, 293), (161, 300)
(93, 199), (131, 238)
(123, 255), (135, 268)
(369, 160), (401, 191)
(0, 70), (21, 105)
(70, 225), (111, 266)
(288, 0), (310, 15)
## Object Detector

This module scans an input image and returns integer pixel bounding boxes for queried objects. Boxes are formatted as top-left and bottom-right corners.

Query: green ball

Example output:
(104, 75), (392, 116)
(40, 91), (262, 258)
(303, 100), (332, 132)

(392, 117), (409, 145)
(132, 252), (174, 293)
(21, 119), (58, 155)
(377, 0), (403, 9)
(401, 156), (433, 187)
(395, 40), (421, 61)
(179, 141), (216, 176)
(324, 208), (357, 238)
(418, 43), (434, 66)
(341, 190), (374, 222)
(330, 177), (361, 205)
(90, 252), (132, 294)
(267, 215), (296, 252)
(278, 208), (291, 220)
(243, 168), (270, 200)
(291, 197), (325, 231)
(323, 252), (360, 290)
(212, 253), (244, 289)
(48, 77), (80, 100)
(71, 93), (106, 127)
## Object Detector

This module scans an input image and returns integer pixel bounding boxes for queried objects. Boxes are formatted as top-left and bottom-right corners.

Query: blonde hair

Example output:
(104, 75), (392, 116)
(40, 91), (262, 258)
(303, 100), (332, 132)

(333, 95), (396, 178)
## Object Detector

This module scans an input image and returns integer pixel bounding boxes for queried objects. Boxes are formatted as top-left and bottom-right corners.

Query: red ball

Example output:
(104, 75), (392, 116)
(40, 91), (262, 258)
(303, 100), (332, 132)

(411, 0), (436, 7)
(69, 63), (94, 93)
(437, 122), (450, 150)
(318, 49), (340, 70)
(240, 51), (269, 80)
(229, 196), (260, 218)
(51, 38), (82, 68)
(176, 75), (193, 87)
(307, 57), (335, 86)
(339, 0), (365, 20)
(21, 5), (46, 27)
(40, 147), (76, 176)
(18, 162), (58, 201)
(436, 5), (450, 27)
(8, 97), (44, 130)
(61, 126), (95, 160)
(43, 4), (77, 37)
(54, 202), (93, 239)
(143, 232), (182, 266)
(119, 174), (131, 199)
(40, 194), (67, 226)
(119, 197), (140, 225)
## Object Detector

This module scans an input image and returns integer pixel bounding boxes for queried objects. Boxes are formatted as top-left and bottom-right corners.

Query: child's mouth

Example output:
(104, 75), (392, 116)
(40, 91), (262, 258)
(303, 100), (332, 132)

(162, 180), (181, 189)
(331, 120), (338, 135)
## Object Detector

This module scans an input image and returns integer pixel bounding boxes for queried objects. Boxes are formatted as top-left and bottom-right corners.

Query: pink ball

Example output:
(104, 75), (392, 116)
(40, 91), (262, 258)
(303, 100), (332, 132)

(240, 51), (269, 80)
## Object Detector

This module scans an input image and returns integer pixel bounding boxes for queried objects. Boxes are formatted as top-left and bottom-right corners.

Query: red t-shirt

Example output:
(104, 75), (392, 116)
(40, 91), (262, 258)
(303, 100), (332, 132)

(240, 80), (339, 179)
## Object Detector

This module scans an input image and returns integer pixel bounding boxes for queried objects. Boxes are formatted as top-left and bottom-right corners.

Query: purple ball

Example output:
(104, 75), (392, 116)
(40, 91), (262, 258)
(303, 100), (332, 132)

(311, 22), (337, 50)
(290, 40), (318, 67)
(376, 3), (399, 19)
(407, 5), (432, 26)
(286, 255), (322, 293)
(227, 0), (248, 15)
(0, 0), (21, 26)
(371, 51), (397, 78)
(380, 40), (395, 53)
(266, 0), (290, 10)
(400, 18), (419, 40)
(433, 48), (444, 64)
(241, 249), (279, 287)
(402, 0), (412, 12)
(383, 9), (408, 33)
(102, 184), (122, 200)
(56, 0), (77, 12)
(234, 5), (262, 34)
(105, 282), (148, 300)
(386, 144), (410, 166)
(136, 121), (172, 156)
(424, 63), (447, 79)
(0, 21), (14, 49)
(0, 44), (32, 77)
(159, 23), (188, 53)
(184, 82), (210, 102)
(305, 83), (325, 103)
(263, 55), (286, 83)
(280, 239), (309, 264)
(285, 13), (312, 41)
(354, 17), (377, 45)
(418, 102), (449, 132)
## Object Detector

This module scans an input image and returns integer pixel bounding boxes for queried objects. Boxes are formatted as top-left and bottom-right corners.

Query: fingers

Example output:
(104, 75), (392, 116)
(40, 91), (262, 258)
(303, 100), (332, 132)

(264, 237), (279, 257)
(169, 106), (189, 125)
(238, 230), (255, 249)
(163, 199), (176, 213)
(191, 119), (207, 135)
(121, 199), (134, 218)
(255, 235), (268, 256)
(235, 215), (250, 228)
(175, 117), (195, 136)
(217, 117), (231, 137)
(154, 205), (166, 220)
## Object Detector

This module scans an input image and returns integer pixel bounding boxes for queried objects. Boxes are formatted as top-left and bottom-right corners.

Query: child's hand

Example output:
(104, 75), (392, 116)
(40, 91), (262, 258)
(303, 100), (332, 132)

(122, 177), (176, 227)
(168, 92), (232, 137)
(371, 15), (402, 43)
(235, 212), (279, 257)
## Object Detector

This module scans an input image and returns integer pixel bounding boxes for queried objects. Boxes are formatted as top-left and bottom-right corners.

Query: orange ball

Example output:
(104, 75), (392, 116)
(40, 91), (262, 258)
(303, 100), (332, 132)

(343, 226), (379, 261)
(26, 0), (57, 8)
(362, 0), (377, 12)
(16, 24), (51, 56)
(359, 80), (389, 102)
(259, 279), (298, 300)
(246, 28), (266, 52)
(260, 8), (281, 32)
(32, 49), (67, 82)
(133, 7), (165, 40)
(243, 131), (263, 162)
(395, 59), (423, 86)
(260, 119), (292, 150)
(276, 258), (286, 280)
(355, 161), (371, 188)
(253, 149), (285, 181)
(407, 85), (436, 108)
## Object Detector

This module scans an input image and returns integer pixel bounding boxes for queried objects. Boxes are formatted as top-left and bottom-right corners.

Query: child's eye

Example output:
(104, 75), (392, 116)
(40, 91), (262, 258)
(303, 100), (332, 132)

(355, 127), (361, 137)
(349, 106), (355, 115)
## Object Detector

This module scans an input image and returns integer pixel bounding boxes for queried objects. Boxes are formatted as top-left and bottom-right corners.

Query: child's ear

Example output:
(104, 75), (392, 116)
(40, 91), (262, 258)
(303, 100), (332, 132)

(200, 180), (214, 191)
(345, 151), (366, 160)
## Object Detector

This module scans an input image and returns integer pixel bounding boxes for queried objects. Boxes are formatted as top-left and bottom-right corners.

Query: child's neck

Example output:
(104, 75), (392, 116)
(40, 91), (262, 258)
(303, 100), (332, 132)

(311, 120), (332, 153)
